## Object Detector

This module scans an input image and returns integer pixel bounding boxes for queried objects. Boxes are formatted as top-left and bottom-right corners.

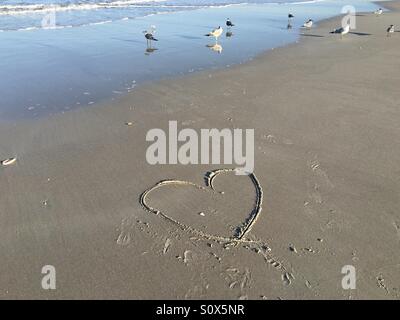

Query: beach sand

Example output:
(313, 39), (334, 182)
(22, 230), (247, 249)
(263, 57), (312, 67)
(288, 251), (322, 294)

(0, 1), (399, 299)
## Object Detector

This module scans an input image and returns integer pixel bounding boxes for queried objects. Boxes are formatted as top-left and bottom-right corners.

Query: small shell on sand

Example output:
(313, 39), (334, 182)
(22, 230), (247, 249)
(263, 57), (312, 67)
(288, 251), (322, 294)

(1, 157), (17, 166)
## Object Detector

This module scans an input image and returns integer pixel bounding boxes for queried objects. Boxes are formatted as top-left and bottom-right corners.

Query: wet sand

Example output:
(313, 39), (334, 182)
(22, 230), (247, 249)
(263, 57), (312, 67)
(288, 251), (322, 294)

(0, 2), (399, 299)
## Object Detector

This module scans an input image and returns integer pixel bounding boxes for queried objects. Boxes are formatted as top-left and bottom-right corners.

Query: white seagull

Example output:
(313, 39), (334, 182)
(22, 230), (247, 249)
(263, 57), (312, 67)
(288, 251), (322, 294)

(387, 24), (395, 36)
(143, 25), (158, 45)
(374, 8), (383, 15)
(303, 19), (313, 29)
(331, 23), (350, 38)
(205, 26), (223, 42)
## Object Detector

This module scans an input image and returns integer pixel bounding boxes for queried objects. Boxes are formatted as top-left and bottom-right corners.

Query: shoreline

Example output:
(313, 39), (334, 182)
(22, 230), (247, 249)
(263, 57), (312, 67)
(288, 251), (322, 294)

(0, 0), (380, 121)
(107, 0), (396, 122)
(1, 1), (400, 299)
(50, 0), (393, 122)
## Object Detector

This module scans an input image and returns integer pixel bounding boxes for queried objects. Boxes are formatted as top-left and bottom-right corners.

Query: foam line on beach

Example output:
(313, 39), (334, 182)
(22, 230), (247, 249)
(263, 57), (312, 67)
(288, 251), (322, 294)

(0, 1), (249, 16)
(0, 0), (327, 16)
(0, 0), (167, 15)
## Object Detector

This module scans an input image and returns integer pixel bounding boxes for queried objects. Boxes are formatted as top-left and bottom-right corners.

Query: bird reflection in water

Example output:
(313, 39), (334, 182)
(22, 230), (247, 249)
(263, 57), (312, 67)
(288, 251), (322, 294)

(206, 43), (223, 54)
(145, 47), (158, 55)
(226, 31), (233, 38)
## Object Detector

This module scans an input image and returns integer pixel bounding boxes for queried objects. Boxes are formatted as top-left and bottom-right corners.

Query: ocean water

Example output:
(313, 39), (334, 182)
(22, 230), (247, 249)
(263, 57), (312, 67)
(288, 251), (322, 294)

(0, 0), (325, 31)
(0, 0), (380, 119)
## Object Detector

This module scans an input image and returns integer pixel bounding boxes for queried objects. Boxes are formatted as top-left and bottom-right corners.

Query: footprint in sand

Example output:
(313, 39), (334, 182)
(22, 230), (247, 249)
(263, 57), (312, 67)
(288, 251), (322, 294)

(116, 216), (155, 247)
(303, 155), (336, 215)
(241, 241), (292, 281)
(393, 221), (400, 241)
(303, 201), (317, 215)
(265, 135), (277, 144)
(303, 183), (323, 215)
(184, 278), (209, 299)
(308, 157), (334, 188)
(308, 182), (323, 204)
(261, 134), (293, 146)
(281, 272), (295, 286)
(176, 250), (197, 266)
(183, 250), (195, 264)
(163, 238), (172, 254)
(376, 274), (390, 294)
(116, 218), (133, 246)
(222, 267), (251, 296)
(116, 232), (131, 246)
(260, 134), (277, 145)
(302, 247), (317, 254)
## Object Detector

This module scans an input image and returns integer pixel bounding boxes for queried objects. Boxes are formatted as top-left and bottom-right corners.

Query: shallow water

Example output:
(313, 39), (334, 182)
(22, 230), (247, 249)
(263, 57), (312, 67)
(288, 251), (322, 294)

(0, 0), (379, 119)
(0, 0), (324, 32)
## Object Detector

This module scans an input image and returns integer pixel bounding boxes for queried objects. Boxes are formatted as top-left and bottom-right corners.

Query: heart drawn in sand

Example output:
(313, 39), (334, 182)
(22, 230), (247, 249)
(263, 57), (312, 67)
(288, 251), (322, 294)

(139, 169), (263, 243)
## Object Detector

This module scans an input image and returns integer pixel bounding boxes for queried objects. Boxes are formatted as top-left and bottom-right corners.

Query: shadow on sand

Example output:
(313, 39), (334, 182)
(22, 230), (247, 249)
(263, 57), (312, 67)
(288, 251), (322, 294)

(349, 32), (371, 36)
(300, 33), (325, 38)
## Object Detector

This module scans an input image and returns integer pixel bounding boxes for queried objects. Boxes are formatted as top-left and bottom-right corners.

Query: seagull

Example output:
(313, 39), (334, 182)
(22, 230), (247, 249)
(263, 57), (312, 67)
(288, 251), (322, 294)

(287, 13), (294, 29)
(303, 19), (313, 29)
(331, 23), (350, 38)
(387, 24), (395, 36)
(226, 18), (234, 28)
(374, 8), (383, 15)
(205, 26), (223, 43)
(143, 25), (158, 45)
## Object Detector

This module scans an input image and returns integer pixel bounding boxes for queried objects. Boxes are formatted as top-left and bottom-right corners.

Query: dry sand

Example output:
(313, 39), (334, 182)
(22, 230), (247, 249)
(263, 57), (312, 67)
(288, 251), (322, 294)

(0, 2), (399, 299)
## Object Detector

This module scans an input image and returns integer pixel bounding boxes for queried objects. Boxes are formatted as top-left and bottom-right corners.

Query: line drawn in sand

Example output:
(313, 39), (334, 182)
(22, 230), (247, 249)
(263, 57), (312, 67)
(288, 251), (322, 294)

(140, 168), (263, 243)
(139, 168), (294, 284)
